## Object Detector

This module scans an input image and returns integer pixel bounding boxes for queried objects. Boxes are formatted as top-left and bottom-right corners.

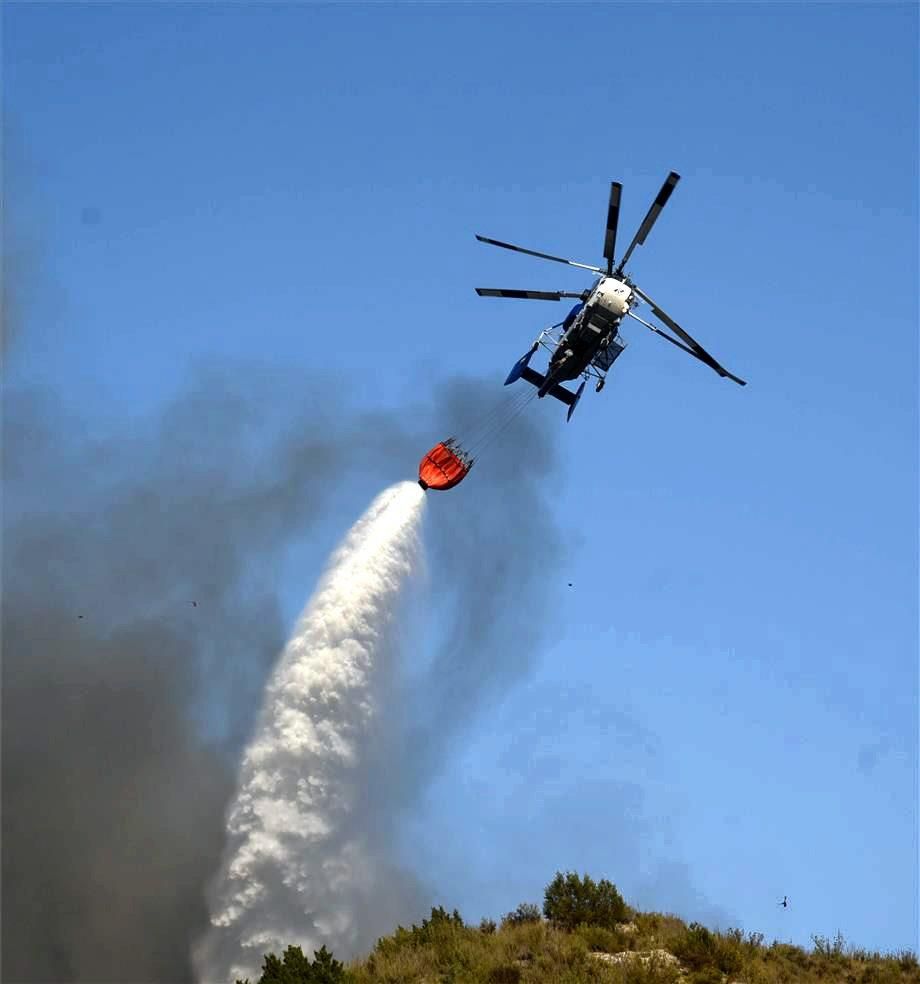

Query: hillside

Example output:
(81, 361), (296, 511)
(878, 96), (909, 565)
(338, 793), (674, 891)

(237, 873), (919, 984)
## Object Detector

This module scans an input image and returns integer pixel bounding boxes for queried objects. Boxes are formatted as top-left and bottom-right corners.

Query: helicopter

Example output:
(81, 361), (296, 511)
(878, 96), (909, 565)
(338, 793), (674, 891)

(475, 171), (746, 421)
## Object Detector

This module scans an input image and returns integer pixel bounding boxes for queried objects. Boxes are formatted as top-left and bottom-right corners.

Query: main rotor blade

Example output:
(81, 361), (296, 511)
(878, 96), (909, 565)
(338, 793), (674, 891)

(628, 311), (706, 359)
(630, 284), (746, 385)
(616, 171), (680, 272)
(475, 288), (587, 301)
(603, 182), (623, 276)
(476, 234), (604, 274)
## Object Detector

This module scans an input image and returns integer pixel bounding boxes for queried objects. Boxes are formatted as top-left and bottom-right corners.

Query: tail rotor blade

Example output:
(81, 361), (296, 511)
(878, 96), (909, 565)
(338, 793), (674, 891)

(616, 171), (680, 273)
(603, 182), (622, 276)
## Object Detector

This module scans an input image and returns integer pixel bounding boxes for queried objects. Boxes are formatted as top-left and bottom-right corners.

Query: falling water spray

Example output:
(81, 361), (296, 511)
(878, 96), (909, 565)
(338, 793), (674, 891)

(193, 481), (427, 984)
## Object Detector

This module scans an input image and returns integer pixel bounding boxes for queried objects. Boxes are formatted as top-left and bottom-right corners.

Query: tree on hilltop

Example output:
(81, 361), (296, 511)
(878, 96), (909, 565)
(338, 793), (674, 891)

(235, 943), (346, 984)
(543, 871), (630, 930)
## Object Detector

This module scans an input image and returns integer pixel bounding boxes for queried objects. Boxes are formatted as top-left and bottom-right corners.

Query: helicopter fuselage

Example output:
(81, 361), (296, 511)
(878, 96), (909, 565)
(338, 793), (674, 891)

(479, 169), (746, 418)
(548, 276), (633, 382)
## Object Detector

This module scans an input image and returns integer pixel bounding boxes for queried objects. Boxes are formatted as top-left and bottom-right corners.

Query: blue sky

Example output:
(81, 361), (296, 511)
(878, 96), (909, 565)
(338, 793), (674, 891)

(5, 0), (917, 957)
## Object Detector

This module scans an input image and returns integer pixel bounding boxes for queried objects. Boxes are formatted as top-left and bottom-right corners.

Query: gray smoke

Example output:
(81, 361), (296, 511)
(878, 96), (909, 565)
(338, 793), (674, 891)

(1, 372), (406, 984)
(2, 368), (562, 983)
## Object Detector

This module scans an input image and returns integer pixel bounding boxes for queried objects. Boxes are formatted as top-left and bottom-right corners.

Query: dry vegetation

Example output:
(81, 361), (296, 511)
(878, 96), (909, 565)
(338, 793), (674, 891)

(239, 873), (919, 984)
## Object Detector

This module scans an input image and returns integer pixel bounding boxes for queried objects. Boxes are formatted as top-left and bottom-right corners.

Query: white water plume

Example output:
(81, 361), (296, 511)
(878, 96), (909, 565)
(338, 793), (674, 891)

(194, 481), (427, 984)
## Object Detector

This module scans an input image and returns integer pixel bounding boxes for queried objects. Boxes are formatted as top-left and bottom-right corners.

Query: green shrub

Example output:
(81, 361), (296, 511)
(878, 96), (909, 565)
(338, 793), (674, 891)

(542, 871), (630, 931)
(687, 968), (723, 984)
(374, 905), (466, 956)
(672, 923), (717, 971)
(574, 924), (624, 954)
(769, 940), (808, 966)
(501, 902), (542, 928)
(480, 917), (497, 934)
(858, 960), (917, 984)
(619, 954), (683, 984)
(235, 944), (347, 984)
(633, 911), (687, 950)
(502, 917), (546, 958)
(672, 923), (742, 976)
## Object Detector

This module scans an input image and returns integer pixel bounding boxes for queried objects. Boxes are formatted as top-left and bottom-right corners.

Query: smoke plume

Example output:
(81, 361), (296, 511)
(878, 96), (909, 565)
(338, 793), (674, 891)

(2, 368), (562, 984)
(193, 481), (427, 983)
(1, 372), (412, 984)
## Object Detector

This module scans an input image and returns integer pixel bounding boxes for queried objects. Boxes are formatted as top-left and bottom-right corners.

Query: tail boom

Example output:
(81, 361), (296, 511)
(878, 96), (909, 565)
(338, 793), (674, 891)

(518, 367), (586, 421)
